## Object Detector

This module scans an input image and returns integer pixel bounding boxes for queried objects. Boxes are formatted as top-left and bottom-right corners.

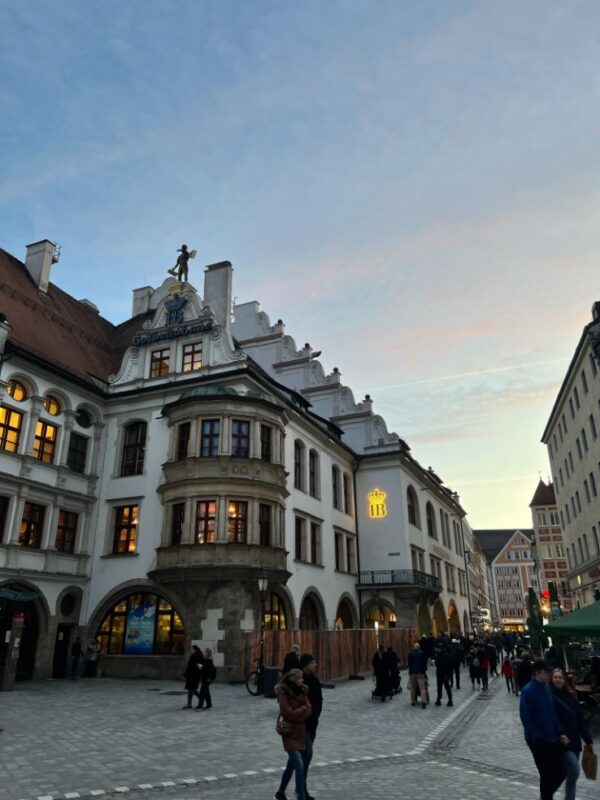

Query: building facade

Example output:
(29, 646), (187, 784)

(542, 303), (600, 609)
(0, 240), (471, 683)
(529, 479), (572, 614)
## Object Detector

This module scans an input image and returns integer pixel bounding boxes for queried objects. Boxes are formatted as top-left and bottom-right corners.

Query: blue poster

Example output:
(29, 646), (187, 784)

(124, 601), (156, 654)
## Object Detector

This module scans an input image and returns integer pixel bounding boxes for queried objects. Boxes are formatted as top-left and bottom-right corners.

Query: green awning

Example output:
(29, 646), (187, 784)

(546, 601), (600, 638)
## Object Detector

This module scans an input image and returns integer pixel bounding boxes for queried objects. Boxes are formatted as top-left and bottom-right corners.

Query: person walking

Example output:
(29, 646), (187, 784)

(478, 647), (489, 691)
(467, 648), (481, 690)
(283, 644), (301, 673)
(372, 644), (392, 702)
(70, 637), (82, 679)
(434, 645), (453, 707)
(386, 646), (401, 694)
(300, 654), (323, 800)
(182, 645), (204, 709)
(408, 643), (428, 709)
(516, 654), (533, 696)
(520, 659), (568, 800)
(197, 647), (216, 710)
(450, 639), (462, 689)
(501, 657), (514, 694)
(550, 668), (594, 800)
(275, 669), (311, 800)
(84, 638), (102, 678)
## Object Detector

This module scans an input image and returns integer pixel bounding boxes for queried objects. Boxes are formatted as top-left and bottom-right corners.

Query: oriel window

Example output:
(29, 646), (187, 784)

(227, 501), (248, 543)
(33, 420), (57, 464)
(200, 419), (220, 457)
(67, 432), (88, 474)
(0, 406), (23, 453)
(113, 505), (139, 554)
(150, 348), (170, 378)
(260, 424), (272, 462)
(231, 420), (250, 458)
(121, 422), (147, 476)
(171, 503), (185, 546)
(182, 342), (202, 372)
(177, 422), (191, 460)
(19, 502), (46, 549)
(258, 503), (271, 546)
(55, 510), (79, 553)
(196, 500), (216, 544)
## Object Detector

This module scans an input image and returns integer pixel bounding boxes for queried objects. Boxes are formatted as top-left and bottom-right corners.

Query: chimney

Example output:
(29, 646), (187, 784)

(204, 261), (233, 330)
(132, 285), (153, 317)
(24, 240), (59, 293)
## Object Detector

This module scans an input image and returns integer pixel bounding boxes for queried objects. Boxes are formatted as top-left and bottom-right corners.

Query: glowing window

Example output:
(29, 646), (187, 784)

(44, 395), (61, 416)
(7, 380), (27, 402)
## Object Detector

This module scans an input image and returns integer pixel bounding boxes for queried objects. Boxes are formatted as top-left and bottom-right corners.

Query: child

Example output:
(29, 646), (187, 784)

(196, 647), (216, 710)
(501, 657), (514, 693)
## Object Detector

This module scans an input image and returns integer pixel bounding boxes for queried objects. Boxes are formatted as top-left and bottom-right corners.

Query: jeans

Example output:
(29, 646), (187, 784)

(528, 740), (566, 800)
(304, 732), (315, 794)
(186, 689), (200, 705)
(436, 675), (452, 703)
(504, 676), (514, 693)
(279, 750), (306, 800)
(198, 682), (212, 708)
(563, 750), (580, 800)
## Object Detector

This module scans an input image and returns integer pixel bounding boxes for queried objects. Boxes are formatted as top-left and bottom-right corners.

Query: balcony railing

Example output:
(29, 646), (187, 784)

(358, 569), (441, 593)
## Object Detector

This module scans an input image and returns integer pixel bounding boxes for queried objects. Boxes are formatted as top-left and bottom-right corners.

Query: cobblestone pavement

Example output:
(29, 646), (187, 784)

(0, 671), (598, 800)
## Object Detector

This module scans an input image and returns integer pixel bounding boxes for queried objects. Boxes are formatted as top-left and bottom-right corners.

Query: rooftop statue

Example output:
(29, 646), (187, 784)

(167, 244), (196, 282)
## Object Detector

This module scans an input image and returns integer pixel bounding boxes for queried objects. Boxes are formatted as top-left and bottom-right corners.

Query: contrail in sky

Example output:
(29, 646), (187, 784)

(362, 357), (569, 392)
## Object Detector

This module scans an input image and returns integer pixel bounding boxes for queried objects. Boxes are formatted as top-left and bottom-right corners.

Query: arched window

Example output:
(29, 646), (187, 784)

(263, 593), (287, 631)
(7, 380), (27, 402)
(332, 465), (341, 510)
(426, 502), (436, 539)
(44, 394), (62, 416)
(97, 593), (184, 655)
(294, 440), (305, 490)
(407, 486), (420, 528)
(299, 595), (321, 630)
(336, 598), (355, 629)
(121, 421), (147, 476)
(343, 473), (352, 514)
(309, 449), (320, 498)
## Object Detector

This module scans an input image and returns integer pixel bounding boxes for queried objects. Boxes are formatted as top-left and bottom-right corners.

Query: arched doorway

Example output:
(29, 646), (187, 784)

(447, 601), (460, 635)
(299, 595), (321, 630)
(363, 603), (395, 629)
(97, 592), (185, 655)
(0, 584), (41, 681)
(335, 597), (356, 629)
(418, 600), (431, 635)
(431, 598), (447, 637)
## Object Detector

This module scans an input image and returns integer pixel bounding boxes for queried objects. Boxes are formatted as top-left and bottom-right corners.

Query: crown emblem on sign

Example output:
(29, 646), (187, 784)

(368, 488), (387, 505)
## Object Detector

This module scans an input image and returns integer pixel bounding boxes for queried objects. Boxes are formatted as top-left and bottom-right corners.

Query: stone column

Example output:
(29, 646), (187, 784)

(42, 505), (60, 550)
(189, 418), (200, 458)
(248, 499), (259, 545)
(221, 416), (230, 455)
(5, 496), (24, 544)
(23, 396), (44, 456)
(182, 497), (195, 545)
(58, 411), (75, 465)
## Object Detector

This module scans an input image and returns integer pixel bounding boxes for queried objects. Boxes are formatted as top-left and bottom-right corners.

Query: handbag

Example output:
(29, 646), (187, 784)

(582, 745), (597, 781)
(275, 715), (292, 736)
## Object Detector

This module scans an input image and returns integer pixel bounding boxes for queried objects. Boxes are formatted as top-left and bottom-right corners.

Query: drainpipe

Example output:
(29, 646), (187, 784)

(352, 460), (363, 628)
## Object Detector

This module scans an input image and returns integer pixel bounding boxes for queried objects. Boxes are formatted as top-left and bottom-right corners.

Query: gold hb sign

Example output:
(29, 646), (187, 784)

(368, 488), (387, 519)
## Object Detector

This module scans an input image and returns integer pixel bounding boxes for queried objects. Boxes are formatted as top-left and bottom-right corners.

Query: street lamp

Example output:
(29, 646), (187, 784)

(257, 572), (269, 675)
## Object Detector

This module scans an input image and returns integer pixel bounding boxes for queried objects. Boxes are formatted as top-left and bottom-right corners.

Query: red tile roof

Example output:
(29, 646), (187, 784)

(0, 247), (146, 388)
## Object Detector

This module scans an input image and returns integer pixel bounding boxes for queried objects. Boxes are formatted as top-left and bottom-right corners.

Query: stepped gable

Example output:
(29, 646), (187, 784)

(529, 479), (556, 507)
(0, 247), (144, 386)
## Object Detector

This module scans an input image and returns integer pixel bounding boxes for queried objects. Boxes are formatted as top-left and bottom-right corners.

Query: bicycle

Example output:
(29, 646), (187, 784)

(245, 658), (264, 696)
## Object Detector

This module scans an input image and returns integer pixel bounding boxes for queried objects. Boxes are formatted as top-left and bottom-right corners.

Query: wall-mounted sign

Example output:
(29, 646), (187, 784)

(132, 320), (213, 346)
(368, 488), (387, 519)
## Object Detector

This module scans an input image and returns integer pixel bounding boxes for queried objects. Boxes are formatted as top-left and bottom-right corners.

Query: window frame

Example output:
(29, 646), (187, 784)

(231, 419), (250, 458)
(0, 405), (23, 454)
(112, 504), (139, 555)
(196, 500), (216, 544)
(227, 500), (248, 544)
(170, 502), (185, 546)
(19, 502), (46, 549)
(182, 341), (202, 373)
(33, 419), (58, 464)
(66, 432), (89, 474)
(150, 347), (170, 378)
(120, 421), (147, 476)
(55, 509), (79, 553)
(200, 419), (220, 457)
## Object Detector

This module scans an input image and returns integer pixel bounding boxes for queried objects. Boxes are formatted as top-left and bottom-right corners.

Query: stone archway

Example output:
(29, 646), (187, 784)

(335, 595), (358, 629)
(431, 598), (447, 637)
(0, 581), (49, 681)
(418, 600), (432, 635)
(447, 601), (460, 635)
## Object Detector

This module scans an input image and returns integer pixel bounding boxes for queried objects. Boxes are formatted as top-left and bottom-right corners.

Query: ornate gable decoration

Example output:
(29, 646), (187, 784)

(132, 283), (214, 347)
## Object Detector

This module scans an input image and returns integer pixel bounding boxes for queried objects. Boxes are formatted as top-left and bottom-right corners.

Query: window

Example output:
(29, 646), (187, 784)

(75, 408), (92, 428)
(0, 496), (8, 543)
(583, 534), (590, 561)
(407, 486), (420, 528)
(549, 442), (553, 459)
(171, 503), (185, 546)
(550, 510), (560, 525)
(55, 510), (78, 553)
(590, 415), (598, 440)
(593, 526), (600, 554)
(426, 503), (436, 538)
(582, 370), (589, 394)
(227, 501), (247, 543)
(150, 348), (170, 378)
(574, 388), (580, 410)
(260, 425), (272, 462)
(430, 557), (442, 588)
(347, 536), (356, 574)
(258, 503), (271, 546)
(309, 450), (320, 498)
(576, 491), (582, 513)
(590, 473), (597, 498)
(332, 466), (341, 510)
(295, 516), (306, 560)
(33, 420), (57, 463)
(585, 479), (591, 504)
(121, 422), (146, 475)
(582, 429), (589, 452)
(196, 501), (216, 544)
(98, 593), (185, 656)
(7, 380), (27, 401)
(67, 432), (88, 474)
(569, 451), (574, 471)
(176, 422), (191, 460)
(334, 532), (344, 571)
(343, 473), (352, 514)
(200, 419), (220, 457)
(577, 438), (582, 460)
(538, 511), (547, 525)
(44, 395), (61, 416)
(294, 441), (305, 490)
(263, 593), (287, 631)
(569, 398), (575, 419)
(19, 502), (45, 548)
(231, 420), (250, 458)
(310, 523), (321, 565)
(113, 505), (139, 554)
(578, 538), (584, 563)
(0, 406), (22, 453)
(182, 342), (202, 372)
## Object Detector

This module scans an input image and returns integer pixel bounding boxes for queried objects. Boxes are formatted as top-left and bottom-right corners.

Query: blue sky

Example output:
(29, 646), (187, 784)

(2, 0), (600, 526)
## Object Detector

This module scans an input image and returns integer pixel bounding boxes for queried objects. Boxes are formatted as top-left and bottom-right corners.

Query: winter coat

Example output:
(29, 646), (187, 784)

(551, 687), (592, 754)
(435, 649), (453, 677)
(201, 658), (216, 684)
(283, 651), (301, 673)
(183, 650), (204, 691)
(408, 649), (428, 675)
(303, 671), (323, 738)
(276, 682), (311, 752)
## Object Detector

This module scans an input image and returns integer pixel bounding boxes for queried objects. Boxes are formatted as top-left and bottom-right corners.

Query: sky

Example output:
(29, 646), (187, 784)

(2, 0), (600, 528)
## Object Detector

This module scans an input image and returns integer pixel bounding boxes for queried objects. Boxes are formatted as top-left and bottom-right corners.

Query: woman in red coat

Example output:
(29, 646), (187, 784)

(275, 669), (311, 800)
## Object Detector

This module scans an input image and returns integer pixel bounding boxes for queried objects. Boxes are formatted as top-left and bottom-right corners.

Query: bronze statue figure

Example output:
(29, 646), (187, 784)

(168, 244), (196, 282)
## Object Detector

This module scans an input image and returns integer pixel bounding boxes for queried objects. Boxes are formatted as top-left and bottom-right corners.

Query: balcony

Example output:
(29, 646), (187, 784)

(357, 569), (441, 593)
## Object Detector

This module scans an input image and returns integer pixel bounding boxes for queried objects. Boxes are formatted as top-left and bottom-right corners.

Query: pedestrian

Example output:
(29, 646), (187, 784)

(408, 643), (428, 709)
(516, 654), (533, 695)
(275, 669), (311, 800)
(386, 646), (401, 694)
(467, 649), (481, 690)
(550, 667), (594, 800)
(84, 638), (102, 678)
(283, 643), (301, 673)
(197, 647), (216, 710)
(486, 640), (499, 677)
(519, 659), (568, 800)
(372, 644), (392, 702)
(450, 639), (462, 689)
(300, 654), (323, 800)
(70, 637), (82, 679)
(182, 645), (204, 709)
(434, 646), (453, 707)
(478, 647), (489, 691)
(501, 657), (514, 694)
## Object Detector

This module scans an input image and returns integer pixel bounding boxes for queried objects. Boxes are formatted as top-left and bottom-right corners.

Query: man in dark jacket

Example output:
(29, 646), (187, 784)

(300, 654), (323, 800)
(434, 646), (453, 707)
(372, 644), (392, 702)
(283, 644), (301, 673)
(408, 643), (428, 708)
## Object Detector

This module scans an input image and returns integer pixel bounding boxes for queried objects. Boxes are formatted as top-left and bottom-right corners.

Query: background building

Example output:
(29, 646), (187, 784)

(542, 302), (600, 609)
(529, 479), (572, 614)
